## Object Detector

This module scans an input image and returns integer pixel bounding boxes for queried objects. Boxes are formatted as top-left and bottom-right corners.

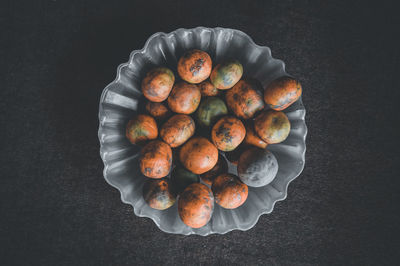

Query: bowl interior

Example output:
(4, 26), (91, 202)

(98, 27), (307, 235)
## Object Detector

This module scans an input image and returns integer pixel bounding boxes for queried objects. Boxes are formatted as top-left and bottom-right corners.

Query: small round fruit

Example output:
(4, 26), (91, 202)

(210, 60), (243, 90)
(212, 173), (248, 209)
(177, 49), (212, 84)
(167, 81), (201, 114)
(211, 116), (246, 151)
(160, 114), (195, 147)
(179, 137), (218, 174)
(171, 166), (199, 195)
(264, 76), (302, 111)
(238, 147), (278, 187)
(196, 97), (228, 127)
(143, 178), (176, 210)
(226, 79), (264, 119)
(140, 140), (172, 178)
(141, 67), (175, 102)
(146, 101), (171, 120)
(200, 155), (228, 186)
(254, 110), (291, 144)
(126, 114), (158, 145)
(178, 183), (214, 228)
(244, 123), (268, 149)
(199, 80), (219, 97)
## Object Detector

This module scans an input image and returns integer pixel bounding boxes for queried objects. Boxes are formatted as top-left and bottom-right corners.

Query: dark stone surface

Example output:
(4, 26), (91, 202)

(1, 1), (399, 265)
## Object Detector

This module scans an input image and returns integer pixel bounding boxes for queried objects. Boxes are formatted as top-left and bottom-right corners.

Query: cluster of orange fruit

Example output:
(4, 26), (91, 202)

(126, 49), (302, 228)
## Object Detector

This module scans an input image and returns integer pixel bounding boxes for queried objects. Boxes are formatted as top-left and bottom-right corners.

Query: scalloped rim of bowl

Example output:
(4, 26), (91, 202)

(98, 26), (307, 235)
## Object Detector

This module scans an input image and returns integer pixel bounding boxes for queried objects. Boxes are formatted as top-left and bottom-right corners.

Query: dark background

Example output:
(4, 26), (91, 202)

(1, 0), (399, 265)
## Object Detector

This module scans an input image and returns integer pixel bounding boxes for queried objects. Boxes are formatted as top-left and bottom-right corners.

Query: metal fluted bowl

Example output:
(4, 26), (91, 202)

(98, 27), (307, 235)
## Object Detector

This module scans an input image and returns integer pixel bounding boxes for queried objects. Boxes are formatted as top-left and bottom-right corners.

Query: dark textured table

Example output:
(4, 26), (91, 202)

(1, 1), (399, 265)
